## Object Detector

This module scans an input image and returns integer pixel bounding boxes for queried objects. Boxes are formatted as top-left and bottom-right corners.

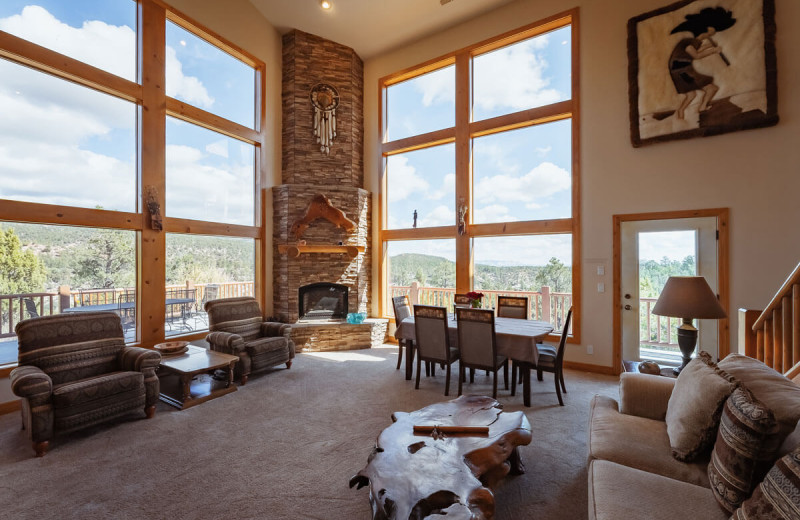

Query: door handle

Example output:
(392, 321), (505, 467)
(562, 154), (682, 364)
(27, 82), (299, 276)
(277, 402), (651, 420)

(624, 304), (632, 310)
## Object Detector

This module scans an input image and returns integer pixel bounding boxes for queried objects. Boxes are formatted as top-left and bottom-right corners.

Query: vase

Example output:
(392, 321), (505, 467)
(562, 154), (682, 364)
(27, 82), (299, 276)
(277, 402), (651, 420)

(471, 300), (481, 308)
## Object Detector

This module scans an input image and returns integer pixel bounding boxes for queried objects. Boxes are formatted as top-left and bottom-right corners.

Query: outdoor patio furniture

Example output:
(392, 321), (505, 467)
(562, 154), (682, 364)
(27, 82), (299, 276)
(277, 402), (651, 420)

(205, 297), (294, 385)
(10, 312), (161, 456)
(23, 298), (39, 319)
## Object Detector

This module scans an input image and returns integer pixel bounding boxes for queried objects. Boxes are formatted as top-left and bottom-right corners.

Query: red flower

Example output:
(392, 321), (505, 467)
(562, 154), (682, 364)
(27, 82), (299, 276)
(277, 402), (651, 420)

(465, 291), (484, 300)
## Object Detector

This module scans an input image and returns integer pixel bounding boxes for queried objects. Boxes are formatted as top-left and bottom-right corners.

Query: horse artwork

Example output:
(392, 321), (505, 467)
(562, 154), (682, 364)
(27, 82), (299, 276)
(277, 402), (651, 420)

(627, 0), (777, 147)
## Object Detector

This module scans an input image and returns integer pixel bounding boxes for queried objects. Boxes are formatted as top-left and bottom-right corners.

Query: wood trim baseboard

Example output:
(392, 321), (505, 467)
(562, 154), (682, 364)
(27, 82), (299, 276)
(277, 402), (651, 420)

(0, 399), (21, 416)
(563, 361), (616, 376)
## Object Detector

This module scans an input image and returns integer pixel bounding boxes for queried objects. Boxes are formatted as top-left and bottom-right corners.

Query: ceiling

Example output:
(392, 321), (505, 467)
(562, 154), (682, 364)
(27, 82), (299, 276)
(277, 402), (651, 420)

(247, 0), (517, 59)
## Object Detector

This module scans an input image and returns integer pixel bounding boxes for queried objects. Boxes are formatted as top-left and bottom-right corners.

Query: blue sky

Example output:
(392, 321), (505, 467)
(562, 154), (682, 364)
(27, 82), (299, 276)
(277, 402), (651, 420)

(0, 2), (256, 225)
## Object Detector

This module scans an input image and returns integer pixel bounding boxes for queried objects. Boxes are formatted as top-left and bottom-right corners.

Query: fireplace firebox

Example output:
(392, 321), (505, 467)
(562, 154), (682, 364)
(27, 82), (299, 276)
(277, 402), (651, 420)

(298, 282), (349, 320)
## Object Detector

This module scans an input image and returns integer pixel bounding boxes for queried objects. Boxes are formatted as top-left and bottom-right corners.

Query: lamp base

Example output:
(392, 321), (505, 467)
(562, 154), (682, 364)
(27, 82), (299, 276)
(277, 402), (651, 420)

(672, 321), (698, 376)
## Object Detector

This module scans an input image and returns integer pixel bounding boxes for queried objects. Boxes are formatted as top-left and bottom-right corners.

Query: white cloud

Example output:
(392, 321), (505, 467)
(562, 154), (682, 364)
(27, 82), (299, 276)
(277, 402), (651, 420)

(477, 204), (518, 223)
(473, 37), (564, 113)
(428, 173), (455, 200)
(413, 66), (455, 107)
(387, 156), (429, 202)
(639, 231), (697, 263)
(474, 235), (572, 267)
(206, 139), (229, 158)
(535, 145), (552, 157)
(166, 46), (215, 109)
(422, 205), (455, 227)
(474, 161), (570, 205)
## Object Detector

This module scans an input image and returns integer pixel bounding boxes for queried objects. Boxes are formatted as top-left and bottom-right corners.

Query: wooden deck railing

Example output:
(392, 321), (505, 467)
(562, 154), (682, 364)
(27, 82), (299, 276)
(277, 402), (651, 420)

(0, 281), (255, 338)
(740, 262), (800, 379)
(389, 283), (573, 332)
(640, 297), (680, 348)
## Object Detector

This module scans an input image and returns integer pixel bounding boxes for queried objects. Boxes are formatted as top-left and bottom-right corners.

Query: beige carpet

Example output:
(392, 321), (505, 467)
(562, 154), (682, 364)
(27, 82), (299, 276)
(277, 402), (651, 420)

(0, 345), (618, 519)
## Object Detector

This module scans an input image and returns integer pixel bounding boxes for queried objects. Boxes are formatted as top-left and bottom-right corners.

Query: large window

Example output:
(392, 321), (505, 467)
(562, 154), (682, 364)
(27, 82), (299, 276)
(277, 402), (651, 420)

(380, 12), (580, 341)
(0, 0), (266, 367)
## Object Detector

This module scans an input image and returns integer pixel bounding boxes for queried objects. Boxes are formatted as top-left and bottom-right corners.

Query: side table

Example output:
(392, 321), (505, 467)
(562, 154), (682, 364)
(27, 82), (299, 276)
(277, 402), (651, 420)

(157, 345), (239, 409)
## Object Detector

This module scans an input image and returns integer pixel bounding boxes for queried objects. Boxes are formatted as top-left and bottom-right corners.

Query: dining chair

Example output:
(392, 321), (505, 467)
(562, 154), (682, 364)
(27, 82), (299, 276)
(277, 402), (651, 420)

(497, 295), (528, 319)
(391, 295), (413, 370)
(413, 305), (460, 396)
(455, 307), (508, 398)
(453, 293), (472, 310)
(534, 307), (573, 406)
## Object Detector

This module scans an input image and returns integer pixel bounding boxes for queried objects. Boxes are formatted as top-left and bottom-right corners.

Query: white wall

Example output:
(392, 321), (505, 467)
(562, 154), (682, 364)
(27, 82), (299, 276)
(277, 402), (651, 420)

(168, 0), (283, 315)
(364, 0), (800, 369)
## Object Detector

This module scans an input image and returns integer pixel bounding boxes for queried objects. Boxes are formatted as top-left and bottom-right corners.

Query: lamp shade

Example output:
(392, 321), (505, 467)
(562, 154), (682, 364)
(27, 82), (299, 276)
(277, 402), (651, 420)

(651, 276), (726, 319)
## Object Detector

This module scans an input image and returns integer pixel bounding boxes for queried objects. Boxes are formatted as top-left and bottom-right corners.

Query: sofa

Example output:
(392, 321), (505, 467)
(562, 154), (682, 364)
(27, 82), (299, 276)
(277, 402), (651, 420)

(588, 354), (800, 520)
(10, 312), (162, 457)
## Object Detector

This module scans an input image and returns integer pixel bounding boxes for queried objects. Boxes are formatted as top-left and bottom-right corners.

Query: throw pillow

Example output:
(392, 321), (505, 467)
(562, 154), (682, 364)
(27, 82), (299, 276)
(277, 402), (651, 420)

(708, 386), (781, 514)
(732, 446), (800, 519)
(718, 354), (800, 442)
(665, 351), (738, 461)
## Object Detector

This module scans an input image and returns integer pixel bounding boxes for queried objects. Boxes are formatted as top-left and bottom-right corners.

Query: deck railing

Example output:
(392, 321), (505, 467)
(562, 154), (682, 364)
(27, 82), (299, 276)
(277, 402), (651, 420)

(0, 281), (255, 338)
(389, 283), (572, 332)
(639, 297), (680, 349)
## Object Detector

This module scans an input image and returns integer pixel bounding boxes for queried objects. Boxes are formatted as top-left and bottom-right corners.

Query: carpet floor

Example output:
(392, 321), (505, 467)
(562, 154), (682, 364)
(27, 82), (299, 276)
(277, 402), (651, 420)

(0, 345), (617, 519)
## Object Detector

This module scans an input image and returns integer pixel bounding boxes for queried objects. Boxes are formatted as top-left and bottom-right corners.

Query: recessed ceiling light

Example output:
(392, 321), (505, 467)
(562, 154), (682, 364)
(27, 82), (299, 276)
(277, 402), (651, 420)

(320, 0), (332, 10)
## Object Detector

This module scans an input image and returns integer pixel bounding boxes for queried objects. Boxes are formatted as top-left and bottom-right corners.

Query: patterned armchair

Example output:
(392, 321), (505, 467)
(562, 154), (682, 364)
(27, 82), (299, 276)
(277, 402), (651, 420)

(205, 297), (294, 385)
(10, 312), (161, 457)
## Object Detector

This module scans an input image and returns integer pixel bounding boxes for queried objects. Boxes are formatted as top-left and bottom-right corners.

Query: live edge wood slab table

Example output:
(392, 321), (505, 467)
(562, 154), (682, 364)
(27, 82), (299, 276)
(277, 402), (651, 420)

(350, 395), (532, 519)
(157, 345), (238, 409)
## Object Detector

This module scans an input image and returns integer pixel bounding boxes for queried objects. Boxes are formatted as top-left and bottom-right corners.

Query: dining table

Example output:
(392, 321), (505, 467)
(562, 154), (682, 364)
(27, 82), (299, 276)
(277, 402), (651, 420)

(395, 314), (554, 407)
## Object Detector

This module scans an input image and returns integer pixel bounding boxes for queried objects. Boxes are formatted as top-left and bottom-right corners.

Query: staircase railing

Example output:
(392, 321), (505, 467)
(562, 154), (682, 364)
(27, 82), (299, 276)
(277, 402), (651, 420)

(740, 262), (800, 379)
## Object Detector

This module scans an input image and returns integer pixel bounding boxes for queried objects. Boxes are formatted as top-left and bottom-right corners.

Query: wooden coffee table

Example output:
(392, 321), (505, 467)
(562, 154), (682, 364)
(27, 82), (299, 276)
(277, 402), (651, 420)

(157, 345), (239, 409)
(350, 395), (532, 519)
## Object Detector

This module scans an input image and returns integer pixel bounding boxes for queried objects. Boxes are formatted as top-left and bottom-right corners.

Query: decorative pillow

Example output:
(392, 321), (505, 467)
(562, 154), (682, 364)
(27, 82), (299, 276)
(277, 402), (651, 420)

(665, 351), (738, 461)
(718, 354), (800, 442)
(708, 387), (780, 514)
(732, 446), (800, 519)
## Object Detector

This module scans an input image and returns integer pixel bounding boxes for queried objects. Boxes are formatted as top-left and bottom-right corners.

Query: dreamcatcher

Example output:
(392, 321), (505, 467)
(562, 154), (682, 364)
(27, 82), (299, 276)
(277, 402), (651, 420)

(310, 83), (340, 154)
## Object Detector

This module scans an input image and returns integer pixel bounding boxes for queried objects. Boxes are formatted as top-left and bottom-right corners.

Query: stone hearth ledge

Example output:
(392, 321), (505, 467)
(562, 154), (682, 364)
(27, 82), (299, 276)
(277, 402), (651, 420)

(290, 318), (388, 352)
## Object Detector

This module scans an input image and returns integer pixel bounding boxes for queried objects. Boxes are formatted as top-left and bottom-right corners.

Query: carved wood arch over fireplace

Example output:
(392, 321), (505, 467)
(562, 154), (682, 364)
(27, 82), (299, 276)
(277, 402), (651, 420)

(299, 282), (349, 321)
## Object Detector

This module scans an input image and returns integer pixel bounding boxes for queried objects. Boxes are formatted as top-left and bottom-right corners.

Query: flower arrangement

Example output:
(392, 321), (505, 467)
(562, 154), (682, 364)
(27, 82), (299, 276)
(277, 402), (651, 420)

(465, 291), (485, 308)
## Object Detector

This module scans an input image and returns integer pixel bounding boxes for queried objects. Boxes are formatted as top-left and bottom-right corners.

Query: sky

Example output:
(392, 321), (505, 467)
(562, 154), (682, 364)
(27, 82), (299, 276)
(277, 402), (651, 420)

(385, 25), (573, 267)
(638, 230), (697, 263)
(0, 2), (256, 225)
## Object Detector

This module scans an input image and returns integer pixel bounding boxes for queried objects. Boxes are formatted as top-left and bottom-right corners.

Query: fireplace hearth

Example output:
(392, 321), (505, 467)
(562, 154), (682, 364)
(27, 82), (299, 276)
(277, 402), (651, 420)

(298, 282), (349, 321)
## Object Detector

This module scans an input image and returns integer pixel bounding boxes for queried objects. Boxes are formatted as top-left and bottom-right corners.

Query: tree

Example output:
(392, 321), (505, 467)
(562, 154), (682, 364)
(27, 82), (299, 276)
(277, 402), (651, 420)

(0, 226), (47, 294)
(535, 257), (572, 293)
(74, 229), (135, 289)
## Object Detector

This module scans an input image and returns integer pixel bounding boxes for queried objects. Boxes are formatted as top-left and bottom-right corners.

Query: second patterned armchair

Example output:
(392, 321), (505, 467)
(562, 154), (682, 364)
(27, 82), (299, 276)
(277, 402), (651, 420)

(205, 297), (294, 385)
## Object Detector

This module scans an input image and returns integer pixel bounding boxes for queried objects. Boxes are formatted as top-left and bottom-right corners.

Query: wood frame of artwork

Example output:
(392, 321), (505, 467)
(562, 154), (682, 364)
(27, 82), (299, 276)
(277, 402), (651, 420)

(627, 0), (778, 147)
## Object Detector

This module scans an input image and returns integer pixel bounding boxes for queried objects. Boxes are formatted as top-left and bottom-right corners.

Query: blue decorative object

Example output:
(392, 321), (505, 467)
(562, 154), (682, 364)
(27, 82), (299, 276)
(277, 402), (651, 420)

(347, 312), (366, 324)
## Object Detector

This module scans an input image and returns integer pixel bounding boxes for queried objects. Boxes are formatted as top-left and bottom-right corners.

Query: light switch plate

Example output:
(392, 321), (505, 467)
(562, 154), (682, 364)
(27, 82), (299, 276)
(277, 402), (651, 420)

(597, 282), (605, 293)
(597, 265), (605, 276)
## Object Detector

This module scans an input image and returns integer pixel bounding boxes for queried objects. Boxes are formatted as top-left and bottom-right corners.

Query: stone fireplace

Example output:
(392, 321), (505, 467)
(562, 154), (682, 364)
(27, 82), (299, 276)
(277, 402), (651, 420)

(273, 30), (386, 351)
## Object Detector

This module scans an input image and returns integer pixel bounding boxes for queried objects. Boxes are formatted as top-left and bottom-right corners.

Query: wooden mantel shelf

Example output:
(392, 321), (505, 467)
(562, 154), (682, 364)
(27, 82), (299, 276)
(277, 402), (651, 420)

(278, 244), (365, 259)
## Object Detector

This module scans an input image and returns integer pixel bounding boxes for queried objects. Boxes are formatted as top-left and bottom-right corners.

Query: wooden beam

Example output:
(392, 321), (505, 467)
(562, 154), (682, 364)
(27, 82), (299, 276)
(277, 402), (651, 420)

(381, 226), (456, 241)
(469, 219), (572, 237)
(569, 8), (582, 345)
(0, 199), (140, 230)
(0, 30), (142, 103)
(469, 101), (572, 138)
(454, 52), (471, 294)
(163, 218), (260, 238)
(139, 0), (167, 348)
(381, 127), (455, 155)
(166, 97), (260, 143)
(380, 56), (456, 88)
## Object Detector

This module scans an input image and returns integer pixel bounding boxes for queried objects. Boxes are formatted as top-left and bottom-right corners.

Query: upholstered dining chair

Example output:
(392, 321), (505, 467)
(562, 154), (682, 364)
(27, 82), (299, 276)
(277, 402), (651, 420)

(534, 307), (573, 406)
(497, 295), (529, 319)
(453, 293), (472, 310)
(413, 305), (460, 396)
(455, 307), (508, 398)
(10, 312), (161, 457)
(205, 297), (294, 385)
(391, 295), (414, 370)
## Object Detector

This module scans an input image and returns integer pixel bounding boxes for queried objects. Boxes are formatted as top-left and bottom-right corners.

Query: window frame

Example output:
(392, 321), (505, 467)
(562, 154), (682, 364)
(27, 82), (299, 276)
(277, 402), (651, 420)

(379, 9), (581, 343)
(0, 0), (267, 372)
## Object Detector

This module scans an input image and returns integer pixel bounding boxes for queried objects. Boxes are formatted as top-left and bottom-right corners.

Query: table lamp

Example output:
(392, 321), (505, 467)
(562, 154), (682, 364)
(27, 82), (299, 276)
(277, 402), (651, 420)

(651, 276), (726, 375)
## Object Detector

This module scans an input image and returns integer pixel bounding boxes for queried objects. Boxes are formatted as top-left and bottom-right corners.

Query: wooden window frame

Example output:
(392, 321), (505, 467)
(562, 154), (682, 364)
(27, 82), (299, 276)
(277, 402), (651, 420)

(378, 8), (581, 343)
(0, 0), (268, 370)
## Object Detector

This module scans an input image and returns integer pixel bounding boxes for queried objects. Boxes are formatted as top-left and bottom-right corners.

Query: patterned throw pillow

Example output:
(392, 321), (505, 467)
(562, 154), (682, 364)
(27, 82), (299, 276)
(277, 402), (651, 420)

(665, 351), (739, 461)
(732, 447), (800, 519)
(708, 387), (781, 514)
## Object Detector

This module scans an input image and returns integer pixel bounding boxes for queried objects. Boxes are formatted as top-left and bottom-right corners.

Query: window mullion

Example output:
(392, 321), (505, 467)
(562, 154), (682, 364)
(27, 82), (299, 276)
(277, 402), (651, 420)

(454, 52), (471, 294)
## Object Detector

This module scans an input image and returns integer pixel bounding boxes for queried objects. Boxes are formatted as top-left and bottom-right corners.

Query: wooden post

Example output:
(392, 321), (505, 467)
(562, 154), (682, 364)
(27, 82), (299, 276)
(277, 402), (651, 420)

(410, 281), (420, 306)
(541, 286), (551, 323)
(737, 309), (760, 357)
(794, 285), (800, 371)
(783, 296), (792, 371)
(764, 320), (774, 369)
(58, 285), (71, 312)
(773, 309), (783, 373)
(756, 328), (765, 362)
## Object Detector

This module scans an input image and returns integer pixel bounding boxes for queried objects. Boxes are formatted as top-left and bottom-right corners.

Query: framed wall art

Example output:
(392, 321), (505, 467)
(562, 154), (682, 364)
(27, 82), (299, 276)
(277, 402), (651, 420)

(628, 0), (777, 147)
